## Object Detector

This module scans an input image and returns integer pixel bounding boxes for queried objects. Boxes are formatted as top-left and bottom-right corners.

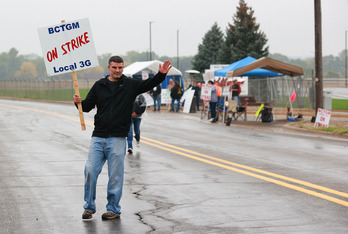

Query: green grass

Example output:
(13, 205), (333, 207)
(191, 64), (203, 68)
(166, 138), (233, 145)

(332, 99), (348, 110)
(0, 88), (90, 101)
(79, 89), (89, 99)
(309, 126), (348, 135)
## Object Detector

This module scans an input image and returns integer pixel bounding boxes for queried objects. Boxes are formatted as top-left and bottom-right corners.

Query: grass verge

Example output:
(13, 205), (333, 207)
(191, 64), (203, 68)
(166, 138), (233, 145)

(308, 126), (348, 135)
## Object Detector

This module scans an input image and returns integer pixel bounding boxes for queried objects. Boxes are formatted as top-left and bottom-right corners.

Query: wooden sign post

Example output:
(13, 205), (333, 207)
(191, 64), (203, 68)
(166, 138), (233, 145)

(72, 71), (86, 130)
(38, 18), (99, 131)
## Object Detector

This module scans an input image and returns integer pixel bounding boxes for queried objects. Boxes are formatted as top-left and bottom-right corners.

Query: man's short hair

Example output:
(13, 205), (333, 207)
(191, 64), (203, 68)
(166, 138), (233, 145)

(109, 56), (124, 65)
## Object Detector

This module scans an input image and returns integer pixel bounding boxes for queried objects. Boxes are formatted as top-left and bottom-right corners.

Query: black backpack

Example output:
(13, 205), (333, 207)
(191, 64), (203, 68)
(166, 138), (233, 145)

(261, 108), (272, 122)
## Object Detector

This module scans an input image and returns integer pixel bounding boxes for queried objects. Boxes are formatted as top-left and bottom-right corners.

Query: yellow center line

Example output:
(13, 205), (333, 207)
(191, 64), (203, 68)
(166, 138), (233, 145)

(141, 139), (348, 207)
(2, 103), (347, 207)
(142, 136), (348, 199)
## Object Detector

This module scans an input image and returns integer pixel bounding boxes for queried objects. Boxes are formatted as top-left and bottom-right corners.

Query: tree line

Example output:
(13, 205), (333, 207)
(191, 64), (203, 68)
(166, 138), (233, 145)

(0, 0), (346, 80)
(191, 0), (346, 78)
(0, 48), (345, 82)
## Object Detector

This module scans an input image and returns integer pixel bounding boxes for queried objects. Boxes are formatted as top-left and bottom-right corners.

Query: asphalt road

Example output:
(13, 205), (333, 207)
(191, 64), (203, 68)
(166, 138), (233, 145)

(0, 99), (347, 234)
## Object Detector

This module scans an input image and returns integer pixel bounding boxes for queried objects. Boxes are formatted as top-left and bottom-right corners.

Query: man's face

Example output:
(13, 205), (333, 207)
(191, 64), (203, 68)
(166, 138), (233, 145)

(108, 62), (124, 80)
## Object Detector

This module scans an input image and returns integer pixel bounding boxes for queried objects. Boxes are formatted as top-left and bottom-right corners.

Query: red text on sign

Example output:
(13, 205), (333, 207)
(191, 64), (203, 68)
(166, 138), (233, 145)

(47, 47), (58, 62)
(62, 32), (90, 55)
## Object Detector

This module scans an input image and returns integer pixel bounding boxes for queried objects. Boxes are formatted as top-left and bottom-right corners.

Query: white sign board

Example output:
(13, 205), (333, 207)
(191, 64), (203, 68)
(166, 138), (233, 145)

(182, 89), (195, 113)
(161, 89), (172, 104)
(314, 108), (332, 128)
(142, 71), (149, 80)
(142, 92), (154, 106)
(38, 18), (99, 76)
(200, 84), (212, 101)
(180, 87), (191, 102)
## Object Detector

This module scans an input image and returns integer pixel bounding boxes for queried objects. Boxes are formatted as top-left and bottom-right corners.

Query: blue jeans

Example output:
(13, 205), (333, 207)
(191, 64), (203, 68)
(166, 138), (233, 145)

(171, 98), (181, 111)
(233, 96), (241, 107)
(127, 117), (141, 149)
(195, 96), (200, 111)
(210, 102), (217, 119)
(83, 136), (126, 215)
(153, 95), (161, 111)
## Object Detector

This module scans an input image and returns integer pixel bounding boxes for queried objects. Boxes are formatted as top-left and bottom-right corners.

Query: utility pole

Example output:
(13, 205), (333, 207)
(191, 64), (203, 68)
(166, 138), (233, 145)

(314, 0), (323, 113)
(345, 30), (347, 87)
(149, 21), (154, 61)
(177, 30), (179, 69)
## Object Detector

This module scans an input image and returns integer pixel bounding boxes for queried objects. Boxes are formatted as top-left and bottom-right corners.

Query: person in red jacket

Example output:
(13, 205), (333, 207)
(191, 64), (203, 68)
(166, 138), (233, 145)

(231, 78), (241, 107)
(73, 56), (172, 220)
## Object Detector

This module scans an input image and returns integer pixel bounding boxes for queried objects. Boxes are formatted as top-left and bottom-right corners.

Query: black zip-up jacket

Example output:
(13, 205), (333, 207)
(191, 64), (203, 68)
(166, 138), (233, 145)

(79, 72), (166, 138)
(170, 85), (183, 99)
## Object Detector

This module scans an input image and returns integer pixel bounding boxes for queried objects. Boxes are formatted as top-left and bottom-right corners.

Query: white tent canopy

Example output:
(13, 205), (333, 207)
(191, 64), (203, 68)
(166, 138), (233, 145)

(185, 70), (200, 74)
(123, 60), (182, 77)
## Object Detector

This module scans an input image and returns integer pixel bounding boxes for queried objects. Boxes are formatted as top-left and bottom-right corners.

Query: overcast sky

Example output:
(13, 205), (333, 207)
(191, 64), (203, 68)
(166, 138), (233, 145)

(1, 0), (348, 59)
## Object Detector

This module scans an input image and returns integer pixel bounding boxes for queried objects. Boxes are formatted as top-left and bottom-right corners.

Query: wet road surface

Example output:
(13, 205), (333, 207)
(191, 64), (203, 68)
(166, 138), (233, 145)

(0, 99), (347, 233)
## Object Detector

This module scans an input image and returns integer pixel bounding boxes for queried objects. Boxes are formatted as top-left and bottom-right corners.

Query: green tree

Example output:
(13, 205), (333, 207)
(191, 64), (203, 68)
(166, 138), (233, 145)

(192, 22), (224, 72)
(124, 51), (150, 63)
(15, 61), (38, 79)
(338, 50), (346, 77)
(0, 52), (9, 79)
(8, 48), (24, 78)
(323, 55), (341, 78)
(0, 48), (24, 79)
(325, 70), (340, 78)
(29, 56), (46, 78)
(218, 0), (269, 63)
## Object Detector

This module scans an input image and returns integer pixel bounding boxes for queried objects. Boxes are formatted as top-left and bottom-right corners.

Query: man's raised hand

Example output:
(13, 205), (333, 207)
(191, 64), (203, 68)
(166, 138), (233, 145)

(159, 60), (172, 74)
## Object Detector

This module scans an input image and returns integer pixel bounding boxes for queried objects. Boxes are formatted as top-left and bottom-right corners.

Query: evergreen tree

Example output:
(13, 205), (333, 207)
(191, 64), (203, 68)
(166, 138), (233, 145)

(8, 48), (24, 78)
(218, 0), (269, 63)
(192, 22), (224, 72)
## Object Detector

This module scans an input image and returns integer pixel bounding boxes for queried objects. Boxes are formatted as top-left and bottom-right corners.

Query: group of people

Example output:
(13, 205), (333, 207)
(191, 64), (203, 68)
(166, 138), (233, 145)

(149, 78), (184, 113)
(208, 78), (241, 123)
(73, 55), (241, 221)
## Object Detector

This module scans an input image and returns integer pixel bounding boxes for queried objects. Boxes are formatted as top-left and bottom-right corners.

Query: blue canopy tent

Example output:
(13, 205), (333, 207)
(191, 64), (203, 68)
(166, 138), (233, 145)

(214, 56), (283, 77)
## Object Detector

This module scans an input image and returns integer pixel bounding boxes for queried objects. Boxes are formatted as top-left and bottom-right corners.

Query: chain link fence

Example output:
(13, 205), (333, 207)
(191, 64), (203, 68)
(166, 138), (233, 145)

(249, 77), (315, 109)
(0, 78), (98, 101)
(1, 77), (345, 109)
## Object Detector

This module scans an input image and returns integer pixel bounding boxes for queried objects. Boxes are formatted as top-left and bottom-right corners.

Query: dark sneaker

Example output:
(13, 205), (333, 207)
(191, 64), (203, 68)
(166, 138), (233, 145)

(128, 148), (133, 154)
(102, 212), (120, 220)
(82, 210), (95, 219)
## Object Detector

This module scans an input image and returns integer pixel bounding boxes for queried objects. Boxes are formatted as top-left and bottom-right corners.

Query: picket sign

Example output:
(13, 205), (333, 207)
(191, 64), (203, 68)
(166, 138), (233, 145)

(38, 18), (99, 130)
(64, 20), (85, 131)
(200, 84), (212, 101)
(72, 70), (86, 130)
(314, 108), (332, 128)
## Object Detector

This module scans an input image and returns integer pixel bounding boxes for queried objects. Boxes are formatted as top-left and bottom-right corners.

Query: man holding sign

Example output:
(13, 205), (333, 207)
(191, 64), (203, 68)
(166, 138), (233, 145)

(73, 56), (172, 220)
